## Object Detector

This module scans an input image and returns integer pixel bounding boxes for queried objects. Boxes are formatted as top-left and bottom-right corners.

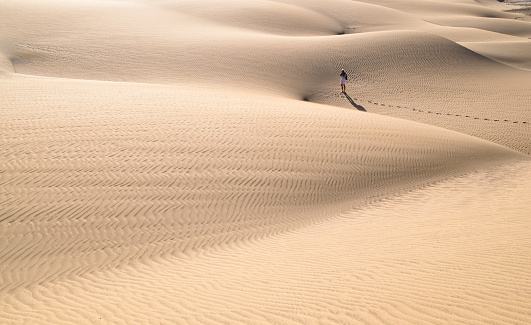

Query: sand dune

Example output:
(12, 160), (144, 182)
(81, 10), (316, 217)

(461, 40), (531, 69)
(3, 0), (530, 153)
(2, 76), (522, 289)
(3, 160), (530, 324)
(1, 0), (530, 324)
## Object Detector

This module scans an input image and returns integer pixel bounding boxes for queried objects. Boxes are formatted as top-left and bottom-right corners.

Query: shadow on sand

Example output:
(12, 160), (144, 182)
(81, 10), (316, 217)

(343, 92), (366, 112)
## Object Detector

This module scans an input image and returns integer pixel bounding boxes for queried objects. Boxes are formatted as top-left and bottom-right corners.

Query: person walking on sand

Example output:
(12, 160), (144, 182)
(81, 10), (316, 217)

(340, 69), (348, 93)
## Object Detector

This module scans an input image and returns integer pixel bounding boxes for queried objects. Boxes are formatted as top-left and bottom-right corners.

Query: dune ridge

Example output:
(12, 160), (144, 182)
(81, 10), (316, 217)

(1, 0), (530, 323)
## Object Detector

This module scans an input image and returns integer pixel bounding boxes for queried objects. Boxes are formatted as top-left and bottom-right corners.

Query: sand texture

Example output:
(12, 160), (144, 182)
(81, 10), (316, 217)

(1, 0), (530, 324)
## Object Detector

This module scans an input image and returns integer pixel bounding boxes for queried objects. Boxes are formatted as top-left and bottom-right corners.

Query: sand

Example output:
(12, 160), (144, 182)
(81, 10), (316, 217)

(1, 0), (530, 324)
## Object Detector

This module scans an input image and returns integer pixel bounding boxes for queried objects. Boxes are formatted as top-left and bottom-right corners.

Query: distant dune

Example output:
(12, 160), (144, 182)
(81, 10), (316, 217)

(1, 0), (530, 324)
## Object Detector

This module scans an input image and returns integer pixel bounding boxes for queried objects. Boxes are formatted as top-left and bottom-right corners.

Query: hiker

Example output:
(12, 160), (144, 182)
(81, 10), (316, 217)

(340, 69), (348, 92)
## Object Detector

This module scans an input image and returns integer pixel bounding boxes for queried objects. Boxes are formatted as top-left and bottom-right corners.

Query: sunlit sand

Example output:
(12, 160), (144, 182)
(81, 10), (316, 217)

(1, 0), (530, 323)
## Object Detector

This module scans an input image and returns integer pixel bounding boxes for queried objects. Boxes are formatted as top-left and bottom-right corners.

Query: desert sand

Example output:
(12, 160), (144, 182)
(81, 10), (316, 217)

(1, 0), (530, 324)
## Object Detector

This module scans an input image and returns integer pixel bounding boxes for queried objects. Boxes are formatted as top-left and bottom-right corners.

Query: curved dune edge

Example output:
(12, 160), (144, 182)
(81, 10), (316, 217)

(460, 41), (531, 70)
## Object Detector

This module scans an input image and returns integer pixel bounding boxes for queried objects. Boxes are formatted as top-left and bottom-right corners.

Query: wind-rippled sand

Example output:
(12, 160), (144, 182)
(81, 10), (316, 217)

(1, 0), (530, 324)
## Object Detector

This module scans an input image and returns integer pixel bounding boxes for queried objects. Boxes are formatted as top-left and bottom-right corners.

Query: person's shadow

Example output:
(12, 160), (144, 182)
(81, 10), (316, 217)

(343, 92), (366, 112)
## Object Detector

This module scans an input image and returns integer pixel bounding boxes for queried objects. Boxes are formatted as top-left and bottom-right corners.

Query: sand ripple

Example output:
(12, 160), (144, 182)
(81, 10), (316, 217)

(1, 0), (530, 323)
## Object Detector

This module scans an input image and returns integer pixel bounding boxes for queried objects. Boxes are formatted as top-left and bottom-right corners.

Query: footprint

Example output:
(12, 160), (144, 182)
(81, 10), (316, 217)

(361, 98), (522, 127)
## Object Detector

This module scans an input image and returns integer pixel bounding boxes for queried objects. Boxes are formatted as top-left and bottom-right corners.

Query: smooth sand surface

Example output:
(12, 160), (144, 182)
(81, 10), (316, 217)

(1, 0), (530, 324)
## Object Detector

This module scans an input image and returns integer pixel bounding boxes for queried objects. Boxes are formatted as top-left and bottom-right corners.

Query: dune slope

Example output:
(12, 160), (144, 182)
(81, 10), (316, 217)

(1, 75), (524, 291)
(1, 75), (530, 324)
(3, 160), (530, 324)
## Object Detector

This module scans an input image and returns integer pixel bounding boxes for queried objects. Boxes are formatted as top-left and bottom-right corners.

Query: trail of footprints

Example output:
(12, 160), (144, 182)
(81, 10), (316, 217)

(352, 96), (528, 124)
